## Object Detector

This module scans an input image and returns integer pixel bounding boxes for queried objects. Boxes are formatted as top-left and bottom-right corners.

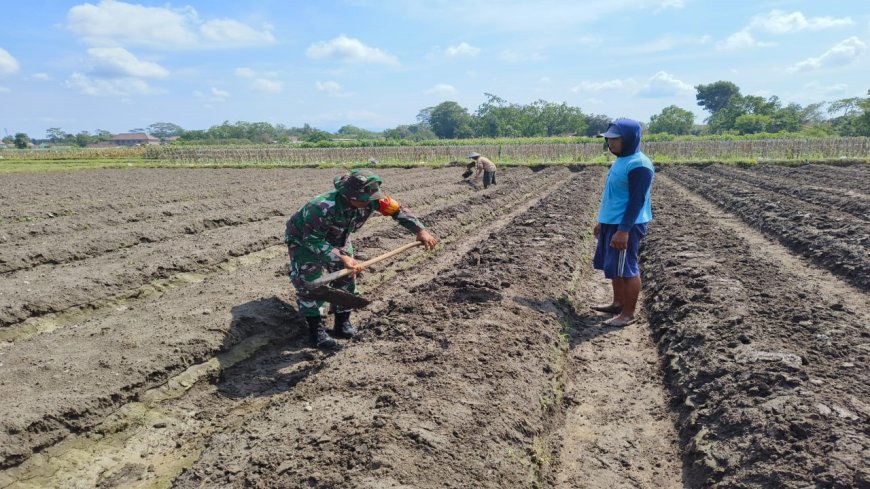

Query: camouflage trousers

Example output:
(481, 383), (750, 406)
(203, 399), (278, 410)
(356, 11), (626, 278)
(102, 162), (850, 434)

(288, 245), (356, 317)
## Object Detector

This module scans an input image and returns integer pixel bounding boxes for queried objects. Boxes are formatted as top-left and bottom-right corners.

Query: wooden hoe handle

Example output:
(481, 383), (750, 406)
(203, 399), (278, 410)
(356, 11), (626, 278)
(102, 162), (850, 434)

(308, 241), (423, 287)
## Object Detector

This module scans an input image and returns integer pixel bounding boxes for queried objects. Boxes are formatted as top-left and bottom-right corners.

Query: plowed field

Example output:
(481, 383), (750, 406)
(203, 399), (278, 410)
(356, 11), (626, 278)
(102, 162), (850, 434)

(1, 163), (867, 488)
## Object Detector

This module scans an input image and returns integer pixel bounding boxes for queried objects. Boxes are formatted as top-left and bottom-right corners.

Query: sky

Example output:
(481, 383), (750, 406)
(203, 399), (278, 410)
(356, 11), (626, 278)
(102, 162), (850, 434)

(0, 0), (868, 138)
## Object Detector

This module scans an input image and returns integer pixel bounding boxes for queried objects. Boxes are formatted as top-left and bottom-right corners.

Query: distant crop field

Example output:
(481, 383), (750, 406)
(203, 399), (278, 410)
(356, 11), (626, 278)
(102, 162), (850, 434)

(2, 137), (868, 168)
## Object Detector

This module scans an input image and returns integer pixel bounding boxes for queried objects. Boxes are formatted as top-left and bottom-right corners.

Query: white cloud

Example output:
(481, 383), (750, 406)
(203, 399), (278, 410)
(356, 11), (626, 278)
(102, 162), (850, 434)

(749, 10), (853, 34)
(716, 30), (773, 51)
(234, 67), (256, 78)
(315, 80), (350, 97)
(0, 86), (9, 93)
(804, 81), (848, 96)
(425, 84), (457, 96)
(719, 10), (851, 52)
(198, 19), (275, 46)
(234, 67), (282, 93)
(0, 48), (20, 75)
(571, 79), (628, 92)
(789, 37), (866, 72)
(306, 35), (399, 65)
(654, 0), (684, 13)
(636, 71), (693, 98)
(65, 72), (158, 96)
(66, 0), (274, 49)
(252, 78), (283, 93)
(87, 47), (169, 78)
(444, 42), (480, 58)
(32, 73), (52, 81)
(210, 87), (229, 100)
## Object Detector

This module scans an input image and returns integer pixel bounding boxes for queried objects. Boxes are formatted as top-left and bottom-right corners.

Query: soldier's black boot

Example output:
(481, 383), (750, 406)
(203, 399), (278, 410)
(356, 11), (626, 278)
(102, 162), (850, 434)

(306, 316), (337, 349)
(333, 311), (358, 338)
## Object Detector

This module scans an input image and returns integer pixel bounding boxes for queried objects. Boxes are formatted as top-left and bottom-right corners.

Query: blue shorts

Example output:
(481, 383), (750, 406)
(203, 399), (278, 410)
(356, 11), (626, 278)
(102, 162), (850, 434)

(593, 223), (648, 279)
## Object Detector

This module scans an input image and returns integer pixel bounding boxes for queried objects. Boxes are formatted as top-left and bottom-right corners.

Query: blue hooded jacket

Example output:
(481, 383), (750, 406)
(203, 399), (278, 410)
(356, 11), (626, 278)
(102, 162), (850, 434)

(597, 119), (654, 229)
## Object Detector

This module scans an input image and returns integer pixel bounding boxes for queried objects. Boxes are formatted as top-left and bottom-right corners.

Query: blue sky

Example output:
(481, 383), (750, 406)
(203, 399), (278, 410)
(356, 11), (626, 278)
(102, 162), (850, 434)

(0, 0), (867, 138)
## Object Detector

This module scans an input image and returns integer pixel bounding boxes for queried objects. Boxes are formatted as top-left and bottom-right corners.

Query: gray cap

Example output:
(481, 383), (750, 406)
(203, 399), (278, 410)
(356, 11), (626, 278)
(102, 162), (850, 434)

(467, 152), (481, 158)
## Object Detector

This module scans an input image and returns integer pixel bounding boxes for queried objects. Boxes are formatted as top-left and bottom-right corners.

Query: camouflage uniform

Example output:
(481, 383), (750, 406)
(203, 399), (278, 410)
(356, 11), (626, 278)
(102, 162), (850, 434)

(284, 169), (425, 317)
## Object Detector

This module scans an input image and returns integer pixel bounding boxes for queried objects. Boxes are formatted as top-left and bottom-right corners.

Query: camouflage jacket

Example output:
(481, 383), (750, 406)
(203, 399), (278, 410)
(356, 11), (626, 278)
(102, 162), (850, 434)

(284, 190), (425, 263)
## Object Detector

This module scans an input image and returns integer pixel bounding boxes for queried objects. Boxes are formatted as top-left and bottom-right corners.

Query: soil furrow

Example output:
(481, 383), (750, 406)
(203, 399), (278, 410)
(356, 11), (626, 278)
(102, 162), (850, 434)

(750, 163), (870, 194)
(643, 175), (869, 487)
(0, 167), (569, 471)
(0, 167), (541, 331)
(664, 165), (870, 291)
(173, 171), (598, 488)
(702, 164), (870, 221)
(0, 168), (580, 488)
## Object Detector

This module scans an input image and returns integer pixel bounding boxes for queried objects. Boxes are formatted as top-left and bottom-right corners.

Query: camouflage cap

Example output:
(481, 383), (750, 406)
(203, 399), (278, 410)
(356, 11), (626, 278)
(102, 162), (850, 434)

(334, 169), (385, 202)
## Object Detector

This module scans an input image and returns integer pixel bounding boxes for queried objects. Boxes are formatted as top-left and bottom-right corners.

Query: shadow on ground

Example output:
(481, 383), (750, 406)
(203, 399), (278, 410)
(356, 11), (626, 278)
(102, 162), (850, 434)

(216, 296), (324, 399)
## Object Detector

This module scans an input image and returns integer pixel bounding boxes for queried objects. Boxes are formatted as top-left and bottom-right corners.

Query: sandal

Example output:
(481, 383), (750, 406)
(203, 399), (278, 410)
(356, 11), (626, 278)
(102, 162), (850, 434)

(603, 316), (636, 327)
(591, 304), (622, 314)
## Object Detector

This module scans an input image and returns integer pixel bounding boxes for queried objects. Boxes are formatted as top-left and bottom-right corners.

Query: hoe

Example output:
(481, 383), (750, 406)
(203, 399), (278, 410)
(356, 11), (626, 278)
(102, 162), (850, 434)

(303, 241), (422, 309)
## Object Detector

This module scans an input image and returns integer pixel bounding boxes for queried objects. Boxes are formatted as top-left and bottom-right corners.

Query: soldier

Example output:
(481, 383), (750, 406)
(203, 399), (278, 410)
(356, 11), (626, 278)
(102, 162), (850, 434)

(284, 169), (438, 349)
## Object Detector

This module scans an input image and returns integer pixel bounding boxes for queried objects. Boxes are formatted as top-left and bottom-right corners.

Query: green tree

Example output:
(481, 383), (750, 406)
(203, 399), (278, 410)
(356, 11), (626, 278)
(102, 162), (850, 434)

(830, 90), (870, 136)
(45, 127), (69, 143)
(531, 100), (586, 136)
(429, 101), (474, 139)
(303, 128), (333, 143)
(337, 125), (379, 140)
(648, 105), (695, 135)
(734, 114), (772, 134)
(147, 122), (184, 139)
(13, 132), (31, 149)
(583, 114), (612, 137)
(827, 97), (862, 117)
(383, 123), (437, 141)
(73, 131), (95, 147)
(475, 94), (523, 137)
(416, 107), (434, 125)
(695, 81), (741, 115)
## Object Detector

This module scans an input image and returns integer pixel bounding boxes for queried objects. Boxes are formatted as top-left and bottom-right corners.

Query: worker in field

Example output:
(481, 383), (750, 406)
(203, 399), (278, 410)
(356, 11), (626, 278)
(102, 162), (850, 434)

(468, 152), (497, 189)
(591, 118), (654, 327)
(284, 169), (438, 349)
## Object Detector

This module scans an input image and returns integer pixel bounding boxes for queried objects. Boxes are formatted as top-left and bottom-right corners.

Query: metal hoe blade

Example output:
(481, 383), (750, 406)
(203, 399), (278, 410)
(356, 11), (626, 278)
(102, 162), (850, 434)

(305, 285), (371, 309)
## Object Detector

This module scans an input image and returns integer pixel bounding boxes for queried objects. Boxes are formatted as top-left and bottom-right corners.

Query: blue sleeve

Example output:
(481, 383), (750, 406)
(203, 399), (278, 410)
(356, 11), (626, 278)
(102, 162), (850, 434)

(618, 167), (653, 232)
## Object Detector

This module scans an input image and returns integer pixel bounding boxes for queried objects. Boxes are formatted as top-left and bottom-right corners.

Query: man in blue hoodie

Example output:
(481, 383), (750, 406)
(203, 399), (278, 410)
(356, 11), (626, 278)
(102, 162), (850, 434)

(591, 118), (655, 327)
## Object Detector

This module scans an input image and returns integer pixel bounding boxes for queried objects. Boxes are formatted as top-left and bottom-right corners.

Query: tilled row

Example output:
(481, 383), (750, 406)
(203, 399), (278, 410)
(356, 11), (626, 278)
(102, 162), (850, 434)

(643, 176), (869, 487)
(701, 164), (870, 221)
(172, 169), (602, 488)
(664, 164), (870, 291)
(0, 167), (523, 329)
(750, 163), (870, 194)
(0, 167), (461, 273)
(0, 166), (571, 471)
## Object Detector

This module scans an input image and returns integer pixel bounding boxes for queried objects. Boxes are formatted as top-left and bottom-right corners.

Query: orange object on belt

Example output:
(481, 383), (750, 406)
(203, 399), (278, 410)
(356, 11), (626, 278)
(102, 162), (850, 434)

(378, 196), (401, 216)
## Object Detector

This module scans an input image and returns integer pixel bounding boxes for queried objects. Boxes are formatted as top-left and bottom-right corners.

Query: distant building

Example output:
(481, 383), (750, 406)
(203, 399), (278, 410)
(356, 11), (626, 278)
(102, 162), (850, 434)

(107, 132), (161, 146)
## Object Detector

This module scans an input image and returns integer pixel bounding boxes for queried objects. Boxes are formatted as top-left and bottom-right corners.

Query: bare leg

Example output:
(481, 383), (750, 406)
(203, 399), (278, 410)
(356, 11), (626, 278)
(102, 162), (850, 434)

(611, 276), (641, 320)
(592, 280), (622, 312)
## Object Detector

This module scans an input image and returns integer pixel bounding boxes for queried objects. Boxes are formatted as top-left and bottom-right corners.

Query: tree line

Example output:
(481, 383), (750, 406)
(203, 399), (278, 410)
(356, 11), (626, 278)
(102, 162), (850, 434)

(4, 81), (869, 148)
